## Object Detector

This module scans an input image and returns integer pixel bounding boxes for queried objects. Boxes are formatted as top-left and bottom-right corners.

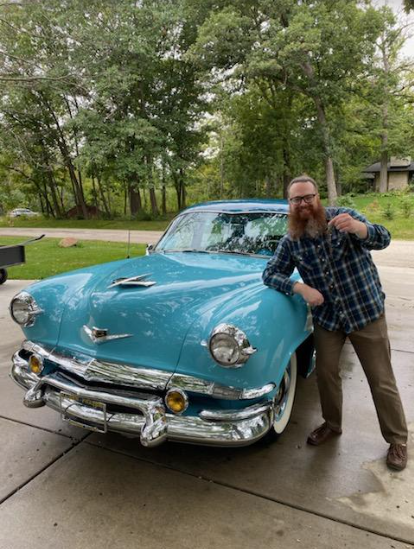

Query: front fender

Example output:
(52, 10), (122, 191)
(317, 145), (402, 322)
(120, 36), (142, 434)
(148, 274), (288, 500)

(177, 280), (311, 391)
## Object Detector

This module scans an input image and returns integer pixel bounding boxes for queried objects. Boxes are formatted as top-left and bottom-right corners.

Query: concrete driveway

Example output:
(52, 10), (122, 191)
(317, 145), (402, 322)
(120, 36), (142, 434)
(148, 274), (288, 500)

(0, 247), (413, 548)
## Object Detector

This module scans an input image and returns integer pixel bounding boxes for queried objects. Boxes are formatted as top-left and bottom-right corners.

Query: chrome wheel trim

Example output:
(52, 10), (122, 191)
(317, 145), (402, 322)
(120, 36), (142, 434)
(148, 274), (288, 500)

(272, 353), (297, 435)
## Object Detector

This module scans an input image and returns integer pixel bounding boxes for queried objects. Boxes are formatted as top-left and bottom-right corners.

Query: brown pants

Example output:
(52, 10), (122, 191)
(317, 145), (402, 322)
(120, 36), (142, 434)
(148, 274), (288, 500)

(313, 315), (408, 445)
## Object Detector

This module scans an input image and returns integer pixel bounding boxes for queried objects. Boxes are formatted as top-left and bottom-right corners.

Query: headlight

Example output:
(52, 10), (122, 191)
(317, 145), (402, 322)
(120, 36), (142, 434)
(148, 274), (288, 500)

(10, 292), (43, 327)
(209, 324), (257, 368)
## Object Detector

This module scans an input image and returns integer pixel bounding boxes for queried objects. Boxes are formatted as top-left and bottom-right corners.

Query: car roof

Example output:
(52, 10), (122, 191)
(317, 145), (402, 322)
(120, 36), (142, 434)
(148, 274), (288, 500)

(181, 199), (289, 214)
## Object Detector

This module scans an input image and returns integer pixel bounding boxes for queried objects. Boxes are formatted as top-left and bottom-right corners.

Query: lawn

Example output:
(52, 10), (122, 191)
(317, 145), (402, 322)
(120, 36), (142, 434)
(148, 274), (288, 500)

(0, 237), (146, 280)
(326, 193), (414, 240)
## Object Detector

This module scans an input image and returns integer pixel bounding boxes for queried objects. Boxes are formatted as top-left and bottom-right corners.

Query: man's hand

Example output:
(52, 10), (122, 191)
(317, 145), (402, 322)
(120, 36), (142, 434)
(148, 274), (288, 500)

(328, 213), (368, 239)
(294, 283), (324, 306)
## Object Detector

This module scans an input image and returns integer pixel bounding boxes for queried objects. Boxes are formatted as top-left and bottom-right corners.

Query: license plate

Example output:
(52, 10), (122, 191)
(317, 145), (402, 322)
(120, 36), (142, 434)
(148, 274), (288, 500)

(60, 392), (108, 433)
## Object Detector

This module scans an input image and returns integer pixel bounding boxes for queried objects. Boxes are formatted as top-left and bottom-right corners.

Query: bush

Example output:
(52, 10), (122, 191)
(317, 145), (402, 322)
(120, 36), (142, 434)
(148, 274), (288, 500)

(369, 199), (380, 212)
(382, 203), (395, 220)
(399, 196), (413, 218)
(336, 194), (357, 209)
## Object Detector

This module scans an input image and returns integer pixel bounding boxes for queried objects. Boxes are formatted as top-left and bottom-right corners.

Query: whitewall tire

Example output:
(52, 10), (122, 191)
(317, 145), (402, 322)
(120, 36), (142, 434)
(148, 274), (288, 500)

(267, 352), (298, 440)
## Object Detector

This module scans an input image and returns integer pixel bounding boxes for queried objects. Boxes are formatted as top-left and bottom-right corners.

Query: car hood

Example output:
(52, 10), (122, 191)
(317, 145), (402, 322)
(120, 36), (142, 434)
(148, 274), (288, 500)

(56, 252), (267, 373)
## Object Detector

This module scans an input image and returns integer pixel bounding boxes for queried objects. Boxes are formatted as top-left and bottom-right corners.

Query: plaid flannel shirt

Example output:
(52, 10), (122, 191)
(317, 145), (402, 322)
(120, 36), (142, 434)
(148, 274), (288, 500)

(262, 208), (391, 334)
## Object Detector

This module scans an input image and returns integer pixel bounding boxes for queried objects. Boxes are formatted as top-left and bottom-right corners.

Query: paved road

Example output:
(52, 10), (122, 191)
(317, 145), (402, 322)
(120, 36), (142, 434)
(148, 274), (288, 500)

(0, 227), (164, 245)
(0, 247), (413, 548)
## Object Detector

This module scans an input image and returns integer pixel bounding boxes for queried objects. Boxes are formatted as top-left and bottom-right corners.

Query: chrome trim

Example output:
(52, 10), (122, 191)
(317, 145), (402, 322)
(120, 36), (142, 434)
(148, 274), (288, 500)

(165, 387), (189, 414)
(241, 383), (276, 399)
(199, 402), (272, 421)
(20, 342), (274, 400)
(167, 373), (275, 400)
(9, 292), (43, 327)
(109, 274), (156, 288)
(17, 369), (167, 447)
(11, 355), (273, 447)
(82, 325), (133, 344)
(22, 341), (171, 391)
(209, 323), (257, 368)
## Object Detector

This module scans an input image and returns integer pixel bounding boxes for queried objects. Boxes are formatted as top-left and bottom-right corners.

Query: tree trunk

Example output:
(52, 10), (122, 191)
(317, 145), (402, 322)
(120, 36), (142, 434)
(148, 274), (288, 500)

(379, 100), (389, 193)
(161, 162), (167, 215)
(282, 147), (292, 198)
(174, 173), (181, 210)
(161, 185), (167, 215)
(265, 175), (271, 198)
(315, 102), (337, 205)
(91, 177), (99, 212)
(146, 157), (159, 216)
(301, 61), (337, 205)
(149, 187), (159, 216)
(40, 93), (88, 218)
(180, 168), (186, 209)
(129, 183), (142, 216)
(219, 132), (224, 198)
(379, 149), (388, 193)
(47, 172), (62, 217)
(379, 33), (390, 194)
(96, 176), (111, 217)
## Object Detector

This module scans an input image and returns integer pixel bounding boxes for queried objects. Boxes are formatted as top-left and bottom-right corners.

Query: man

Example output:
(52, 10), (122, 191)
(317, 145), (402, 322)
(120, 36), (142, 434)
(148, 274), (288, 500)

(262, 174), (408, 470)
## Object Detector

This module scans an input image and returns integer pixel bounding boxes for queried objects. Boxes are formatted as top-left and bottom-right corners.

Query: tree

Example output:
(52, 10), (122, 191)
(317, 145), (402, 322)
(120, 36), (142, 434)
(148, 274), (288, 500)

(188, 0), (386, 204)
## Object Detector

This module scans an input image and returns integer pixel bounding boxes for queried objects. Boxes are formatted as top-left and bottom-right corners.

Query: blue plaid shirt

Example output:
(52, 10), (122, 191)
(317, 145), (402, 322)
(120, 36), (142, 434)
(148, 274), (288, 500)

(262, 208), (390, 334)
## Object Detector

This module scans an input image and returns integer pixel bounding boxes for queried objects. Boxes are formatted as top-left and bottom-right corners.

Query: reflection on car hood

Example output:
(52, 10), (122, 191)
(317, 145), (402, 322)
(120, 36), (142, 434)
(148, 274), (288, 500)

(57, 252), (267, 373)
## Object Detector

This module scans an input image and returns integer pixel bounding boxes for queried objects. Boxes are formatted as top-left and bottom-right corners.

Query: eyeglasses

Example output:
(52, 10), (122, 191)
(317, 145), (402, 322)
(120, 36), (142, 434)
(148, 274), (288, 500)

(289, 194), (317, 205)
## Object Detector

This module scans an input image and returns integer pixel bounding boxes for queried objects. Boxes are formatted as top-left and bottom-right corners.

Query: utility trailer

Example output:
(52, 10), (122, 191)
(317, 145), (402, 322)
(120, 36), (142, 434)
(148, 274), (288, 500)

(0, 235), (44, 285)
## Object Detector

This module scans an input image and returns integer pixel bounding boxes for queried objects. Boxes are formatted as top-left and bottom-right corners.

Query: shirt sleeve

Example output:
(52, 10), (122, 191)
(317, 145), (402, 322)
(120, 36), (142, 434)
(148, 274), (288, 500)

(262, 237), (297, 296)
(344, 208), (391, 251)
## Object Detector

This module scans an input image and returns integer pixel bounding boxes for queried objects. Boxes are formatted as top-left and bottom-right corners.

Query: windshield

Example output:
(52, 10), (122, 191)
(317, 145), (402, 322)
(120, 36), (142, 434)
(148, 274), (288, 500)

(155, 211), (288, 257)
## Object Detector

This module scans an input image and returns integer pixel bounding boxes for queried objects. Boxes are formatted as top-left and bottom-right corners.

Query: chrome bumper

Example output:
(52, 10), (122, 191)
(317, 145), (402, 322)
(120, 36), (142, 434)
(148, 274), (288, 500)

(11, 350), (273, 448)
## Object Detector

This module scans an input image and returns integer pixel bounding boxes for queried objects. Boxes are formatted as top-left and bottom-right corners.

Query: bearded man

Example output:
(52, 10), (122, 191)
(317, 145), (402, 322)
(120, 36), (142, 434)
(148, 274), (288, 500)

(262, 174), (408, 471)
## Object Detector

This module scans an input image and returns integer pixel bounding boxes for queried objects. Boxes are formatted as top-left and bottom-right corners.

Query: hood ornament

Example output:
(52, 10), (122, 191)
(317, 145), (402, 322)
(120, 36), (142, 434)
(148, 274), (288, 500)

(83, 325), (133, 344)
(108, 273), (156, 288)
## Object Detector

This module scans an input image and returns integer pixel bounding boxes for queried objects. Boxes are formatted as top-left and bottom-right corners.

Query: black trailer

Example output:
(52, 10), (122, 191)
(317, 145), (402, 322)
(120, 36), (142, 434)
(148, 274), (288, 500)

(0, 235), (44, 285)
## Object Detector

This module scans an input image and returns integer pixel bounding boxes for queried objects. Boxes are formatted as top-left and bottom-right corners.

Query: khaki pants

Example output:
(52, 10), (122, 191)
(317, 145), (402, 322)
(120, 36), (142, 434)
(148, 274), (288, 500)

(313, 315), (408, 445)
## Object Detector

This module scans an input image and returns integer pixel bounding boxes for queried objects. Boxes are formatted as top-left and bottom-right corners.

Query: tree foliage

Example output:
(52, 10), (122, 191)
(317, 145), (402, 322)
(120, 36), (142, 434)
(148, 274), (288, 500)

(0, 0), (413, 217)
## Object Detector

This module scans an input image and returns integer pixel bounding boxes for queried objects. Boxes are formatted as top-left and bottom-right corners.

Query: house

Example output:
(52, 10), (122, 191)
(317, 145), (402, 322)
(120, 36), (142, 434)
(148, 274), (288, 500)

(362, 157), (414, 191)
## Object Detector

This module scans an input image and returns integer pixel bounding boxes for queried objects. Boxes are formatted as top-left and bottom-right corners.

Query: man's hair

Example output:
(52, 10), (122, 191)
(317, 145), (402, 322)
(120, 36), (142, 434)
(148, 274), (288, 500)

(287, 174), (318, 195)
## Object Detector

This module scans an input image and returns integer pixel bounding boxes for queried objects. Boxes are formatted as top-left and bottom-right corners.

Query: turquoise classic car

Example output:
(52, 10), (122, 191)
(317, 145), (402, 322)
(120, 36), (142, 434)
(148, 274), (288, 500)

(10, 200), (314, 447)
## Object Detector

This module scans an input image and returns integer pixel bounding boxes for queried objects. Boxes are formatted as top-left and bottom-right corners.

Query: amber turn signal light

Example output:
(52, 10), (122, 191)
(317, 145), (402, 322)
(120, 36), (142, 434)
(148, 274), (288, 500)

(165, 389), (188, 414)
(29, 354), (44, 374)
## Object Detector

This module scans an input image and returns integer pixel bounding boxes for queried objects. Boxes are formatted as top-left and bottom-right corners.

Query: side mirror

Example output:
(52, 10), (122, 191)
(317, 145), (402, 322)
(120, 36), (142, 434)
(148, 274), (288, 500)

(146, 244), (154, 256)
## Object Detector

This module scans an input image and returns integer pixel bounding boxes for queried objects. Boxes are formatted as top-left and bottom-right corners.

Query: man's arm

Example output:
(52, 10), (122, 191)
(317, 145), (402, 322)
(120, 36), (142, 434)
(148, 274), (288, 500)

(262, 239), (324, 306)
(328, 208), (391, 250)
(262, 238), (296, 295)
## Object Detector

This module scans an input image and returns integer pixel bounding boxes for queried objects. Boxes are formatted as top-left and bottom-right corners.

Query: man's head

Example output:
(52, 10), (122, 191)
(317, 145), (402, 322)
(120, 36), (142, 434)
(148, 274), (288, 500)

(287, 175), (326, 239)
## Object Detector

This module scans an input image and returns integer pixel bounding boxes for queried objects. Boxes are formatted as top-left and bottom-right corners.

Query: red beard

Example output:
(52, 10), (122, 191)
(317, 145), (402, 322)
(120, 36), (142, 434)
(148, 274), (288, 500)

(288, 200), (327, 240)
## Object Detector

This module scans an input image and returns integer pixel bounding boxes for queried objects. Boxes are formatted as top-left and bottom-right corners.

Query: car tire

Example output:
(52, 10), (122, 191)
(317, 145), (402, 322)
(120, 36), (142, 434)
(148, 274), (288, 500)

(264, 352), (298, 442)
(0, 269), (8, 285)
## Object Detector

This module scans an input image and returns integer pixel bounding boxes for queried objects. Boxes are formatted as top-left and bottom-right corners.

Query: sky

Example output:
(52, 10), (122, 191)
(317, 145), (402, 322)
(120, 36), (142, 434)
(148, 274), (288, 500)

(374, 0), (414, 58)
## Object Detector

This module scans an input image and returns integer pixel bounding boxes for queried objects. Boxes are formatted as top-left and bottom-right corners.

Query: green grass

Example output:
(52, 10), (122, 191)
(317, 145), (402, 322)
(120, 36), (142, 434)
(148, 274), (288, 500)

(1, 237), (146, 280)
(0, 216), (172, 231)
(322, 192), (414, 240)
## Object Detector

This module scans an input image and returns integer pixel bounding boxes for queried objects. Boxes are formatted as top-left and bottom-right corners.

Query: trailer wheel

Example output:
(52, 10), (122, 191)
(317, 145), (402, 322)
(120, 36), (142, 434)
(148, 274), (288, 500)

(0, 269), (8, 285)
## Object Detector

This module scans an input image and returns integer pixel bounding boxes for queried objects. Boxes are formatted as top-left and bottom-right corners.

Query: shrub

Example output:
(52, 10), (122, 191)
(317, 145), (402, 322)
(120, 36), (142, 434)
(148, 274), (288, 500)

(399, 196), (413, 218)
(336, 194), (357, 209)
(382, 203), (395, 220)
(369, 199), (380, 212)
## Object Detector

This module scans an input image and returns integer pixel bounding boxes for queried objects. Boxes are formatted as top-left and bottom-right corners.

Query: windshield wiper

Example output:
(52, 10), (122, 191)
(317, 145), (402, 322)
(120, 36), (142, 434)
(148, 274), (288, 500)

(212, 250), (253, 256)
(158, 249), (211, 254)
